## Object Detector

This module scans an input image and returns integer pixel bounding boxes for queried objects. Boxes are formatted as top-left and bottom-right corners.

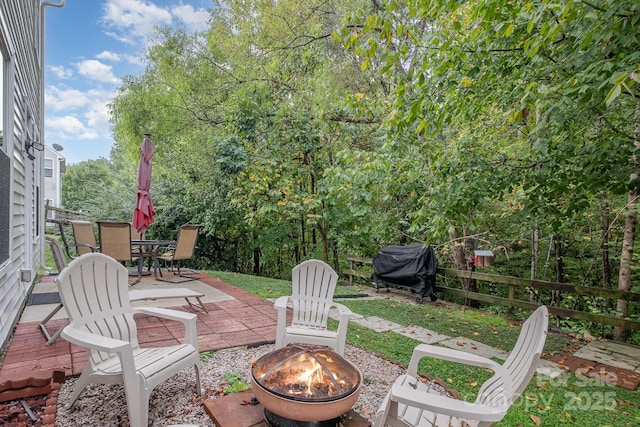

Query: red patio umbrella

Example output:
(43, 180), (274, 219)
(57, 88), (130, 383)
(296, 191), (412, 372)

(132, 134), (156, 234)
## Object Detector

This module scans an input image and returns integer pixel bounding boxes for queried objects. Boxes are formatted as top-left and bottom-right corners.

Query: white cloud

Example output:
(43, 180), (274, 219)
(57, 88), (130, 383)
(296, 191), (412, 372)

(84, 101), (112, 132)
(46, 86), (90, 111)
(46, 115), (100, 140)
(76, 59), (120, 84)
(101, 0), (211, 47)
(124, 53), (145, 66)
(46, 85), (117, 119)
(48, 65), (73, 79)
(96, 50), (121, 61)
(172, 4), (210, 31)
(103, 30), (136, 45)
(102, 0), (172, 41)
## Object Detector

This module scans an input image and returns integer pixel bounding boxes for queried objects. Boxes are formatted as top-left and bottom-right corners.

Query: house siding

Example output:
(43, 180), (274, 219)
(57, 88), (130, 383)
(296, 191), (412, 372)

(0, 0), (47, 348)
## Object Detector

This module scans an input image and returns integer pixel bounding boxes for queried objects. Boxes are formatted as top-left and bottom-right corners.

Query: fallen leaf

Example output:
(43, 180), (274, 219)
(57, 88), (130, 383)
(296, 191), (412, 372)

(530, 414), (541, 425)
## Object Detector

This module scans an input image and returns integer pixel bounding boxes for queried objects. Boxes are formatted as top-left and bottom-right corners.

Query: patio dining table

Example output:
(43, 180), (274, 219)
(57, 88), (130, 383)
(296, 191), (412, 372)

(130, 239), (175, 285)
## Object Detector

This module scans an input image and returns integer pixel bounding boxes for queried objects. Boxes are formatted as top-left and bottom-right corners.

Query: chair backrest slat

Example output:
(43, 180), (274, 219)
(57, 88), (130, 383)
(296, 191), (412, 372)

(57, 253), (137, 363)
(291, 260), (338, 329)
(98, 222), (133, 262)
(476, 305), (548, 407)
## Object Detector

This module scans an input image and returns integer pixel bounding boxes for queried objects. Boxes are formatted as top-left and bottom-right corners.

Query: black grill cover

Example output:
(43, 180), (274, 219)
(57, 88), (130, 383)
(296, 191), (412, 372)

(372, 245), (437, 298)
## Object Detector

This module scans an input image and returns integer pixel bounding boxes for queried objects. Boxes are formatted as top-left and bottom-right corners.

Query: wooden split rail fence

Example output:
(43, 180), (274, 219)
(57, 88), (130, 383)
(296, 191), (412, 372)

(344, 256), (640, 331)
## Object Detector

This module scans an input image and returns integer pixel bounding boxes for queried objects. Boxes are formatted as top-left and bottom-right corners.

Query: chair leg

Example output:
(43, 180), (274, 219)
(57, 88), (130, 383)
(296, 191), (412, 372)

(183, 296), (208, 314)
(122, 376), (148, 427)
(39, 303), (68, 345)
(194, 363), (203, 395)
(65, 369), (93, 409)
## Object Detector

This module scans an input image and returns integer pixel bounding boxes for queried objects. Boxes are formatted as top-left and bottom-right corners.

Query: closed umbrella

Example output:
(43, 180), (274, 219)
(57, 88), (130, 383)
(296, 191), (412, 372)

(132, 134), (155, 234)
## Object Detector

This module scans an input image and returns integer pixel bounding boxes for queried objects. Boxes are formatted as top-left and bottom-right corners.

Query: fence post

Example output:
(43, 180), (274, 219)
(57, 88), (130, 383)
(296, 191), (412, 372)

(349, 258), (354, 286)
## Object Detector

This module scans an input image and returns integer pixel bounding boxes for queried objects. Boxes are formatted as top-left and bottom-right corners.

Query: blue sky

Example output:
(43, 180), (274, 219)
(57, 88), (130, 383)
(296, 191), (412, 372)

(44, 0), (212, 164)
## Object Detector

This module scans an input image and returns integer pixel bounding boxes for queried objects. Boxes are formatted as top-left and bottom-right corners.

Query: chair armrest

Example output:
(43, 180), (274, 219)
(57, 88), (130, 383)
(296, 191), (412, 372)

(406, 344), (513, 403)
(133, 307), (198, 347)
(61, 327), (130, 353)
(407, 343), (503, 377)
(274, 295), (291, 311)
(75, 243), (99, 252)
(331, 302), (352, 320)
(274, 296), (292, 348)
(389, 376), (508, 422)
(134, 306), (196, 322)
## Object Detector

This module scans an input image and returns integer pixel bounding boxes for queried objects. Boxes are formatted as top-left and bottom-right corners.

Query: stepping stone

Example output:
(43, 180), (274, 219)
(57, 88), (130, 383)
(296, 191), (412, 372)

(585, 364), (640, 390)
(329, 307), (363, 321)
(575, 342), (639, 371)
(392, 325), (450, 344)
(439, 337), (509, 360)
(536, 358), (568, 379)
(352, 316), (401, 332)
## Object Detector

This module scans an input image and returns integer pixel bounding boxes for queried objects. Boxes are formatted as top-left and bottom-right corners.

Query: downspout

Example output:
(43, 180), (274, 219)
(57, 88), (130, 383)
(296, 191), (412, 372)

(39, 1), (66, 150)
(36, 1), (65, 270)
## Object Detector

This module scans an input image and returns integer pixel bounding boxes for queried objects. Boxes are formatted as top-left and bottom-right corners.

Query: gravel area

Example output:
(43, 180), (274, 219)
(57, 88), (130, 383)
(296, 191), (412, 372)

(54, 344), (413, 426)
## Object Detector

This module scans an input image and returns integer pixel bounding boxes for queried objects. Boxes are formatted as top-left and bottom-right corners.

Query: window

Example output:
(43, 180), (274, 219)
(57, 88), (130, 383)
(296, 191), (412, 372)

(44, 158), (53, 177)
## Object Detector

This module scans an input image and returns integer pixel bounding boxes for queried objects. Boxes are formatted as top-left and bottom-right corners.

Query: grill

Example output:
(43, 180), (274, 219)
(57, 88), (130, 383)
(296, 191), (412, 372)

(372, 244), (438, 304)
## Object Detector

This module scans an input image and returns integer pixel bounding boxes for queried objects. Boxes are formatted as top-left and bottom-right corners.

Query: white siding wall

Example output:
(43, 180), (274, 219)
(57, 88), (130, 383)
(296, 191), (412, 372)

(0, 0), (45, 348)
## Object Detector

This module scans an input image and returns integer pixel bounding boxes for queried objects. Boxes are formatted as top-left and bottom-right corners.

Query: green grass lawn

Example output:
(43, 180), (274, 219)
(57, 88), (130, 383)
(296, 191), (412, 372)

(207, 270), (640, 427)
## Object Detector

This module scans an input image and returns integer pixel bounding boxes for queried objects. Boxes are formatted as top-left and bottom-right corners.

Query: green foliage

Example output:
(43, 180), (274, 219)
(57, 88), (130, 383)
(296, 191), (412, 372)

(221, 371), (251, 394)
(62, 158), (135, 222)
(62, 1), (640, 335)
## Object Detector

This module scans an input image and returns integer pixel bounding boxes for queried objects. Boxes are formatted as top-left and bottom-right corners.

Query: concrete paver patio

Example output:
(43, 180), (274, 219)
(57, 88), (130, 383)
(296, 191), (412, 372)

(0, 272), (278, 379)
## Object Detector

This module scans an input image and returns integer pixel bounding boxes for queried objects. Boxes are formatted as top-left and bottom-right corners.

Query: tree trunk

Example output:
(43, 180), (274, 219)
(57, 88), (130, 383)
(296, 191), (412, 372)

(253, 229), (261, 275)
(530, 228), (539, 301)
(614, 190), (637, 341)
(600, 193), (612, 290)
(449, 228), (478, 307)
(614, 103), (640, 341)
(552, 237), (563, 309)
(600, 193), (613, 311)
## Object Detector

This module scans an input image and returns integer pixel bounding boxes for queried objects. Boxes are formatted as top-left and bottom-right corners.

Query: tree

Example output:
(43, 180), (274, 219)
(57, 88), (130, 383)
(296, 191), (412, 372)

(340, 1), (639, 321)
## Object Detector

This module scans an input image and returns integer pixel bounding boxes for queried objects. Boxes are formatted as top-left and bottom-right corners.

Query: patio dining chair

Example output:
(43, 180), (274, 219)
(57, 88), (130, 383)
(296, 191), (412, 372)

(274, 259), (353, 355)
(70, 220), (99, 255)
(154, 224), (201, 282)
(373, 305), (549, 427)
(56, 253), (202, 427)
(98, 221), (146, 284)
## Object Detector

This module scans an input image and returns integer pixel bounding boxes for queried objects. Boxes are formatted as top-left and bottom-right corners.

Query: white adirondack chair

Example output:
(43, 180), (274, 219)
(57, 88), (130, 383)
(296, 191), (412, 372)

(274, 259), (352, 355)
(56, 253), (202, 427)
(374, 305), (549, 427)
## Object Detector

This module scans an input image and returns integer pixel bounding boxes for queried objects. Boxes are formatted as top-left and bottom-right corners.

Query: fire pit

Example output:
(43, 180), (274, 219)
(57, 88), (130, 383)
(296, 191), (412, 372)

(251, 345), (362, 426)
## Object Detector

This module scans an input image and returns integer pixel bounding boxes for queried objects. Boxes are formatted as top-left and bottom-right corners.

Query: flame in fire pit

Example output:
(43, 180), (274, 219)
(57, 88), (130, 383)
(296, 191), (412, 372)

(297, 354), (324, 396)
(252, 345), (360, 402)
(281, 352), (344, 398)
